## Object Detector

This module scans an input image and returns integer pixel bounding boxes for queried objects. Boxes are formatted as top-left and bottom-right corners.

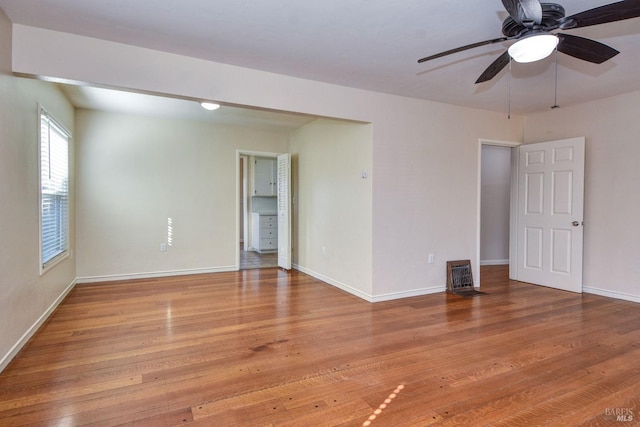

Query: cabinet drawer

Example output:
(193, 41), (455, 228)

(259, 215), (277, 227)
(259, 228), (277, 238)
(260, 238), (277, 250)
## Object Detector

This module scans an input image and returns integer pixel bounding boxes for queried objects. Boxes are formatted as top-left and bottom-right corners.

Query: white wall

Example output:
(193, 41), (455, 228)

(290, 119), (373, 299)
(480, 145), (511, 265)
(370, 100), (523, 298)
(0, 11), (76, 371)
(525, 91), (640, 302)
(75, 109), (289, 280)
(10, 24), (524, 301)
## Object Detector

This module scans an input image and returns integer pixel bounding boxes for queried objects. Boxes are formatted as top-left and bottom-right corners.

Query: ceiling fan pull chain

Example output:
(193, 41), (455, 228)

(552, 48), (560, 109)
(508, 57), (512, 119)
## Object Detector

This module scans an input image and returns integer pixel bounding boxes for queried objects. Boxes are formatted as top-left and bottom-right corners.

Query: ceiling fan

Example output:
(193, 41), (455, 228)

(418, 0), (640, 83)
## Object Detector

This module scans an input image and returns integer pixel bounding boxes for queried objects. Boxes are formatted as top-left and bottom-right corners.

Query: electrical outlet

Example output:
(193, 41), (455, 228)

(428, 253), (434, 264)
(160, 243), (167, 252)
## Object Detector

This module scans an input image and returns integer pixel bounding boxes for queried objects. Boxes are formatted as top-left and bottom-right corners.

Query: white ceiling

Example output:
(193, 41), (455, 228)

(58, 84), (317, 131)
(1, 0), (639, 120)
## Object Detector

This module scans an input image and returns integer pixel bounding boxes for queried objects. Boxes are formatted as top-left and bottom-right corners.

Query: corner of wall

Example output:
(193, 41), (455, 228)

(0, 279), (76, 373)
(0, 7), (12, 74)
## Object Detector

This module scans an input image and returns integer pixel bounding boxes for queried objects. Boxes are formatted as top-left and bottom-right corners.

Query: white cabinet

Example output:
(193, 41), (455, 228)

(251, 213), (278, 253)
(253, 157), (277, 196)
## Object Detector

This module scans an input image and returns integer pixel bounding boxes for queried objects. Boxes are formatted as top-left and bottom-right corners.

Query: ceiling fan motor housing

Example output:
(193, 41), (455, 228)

(502, 3), (566, 37)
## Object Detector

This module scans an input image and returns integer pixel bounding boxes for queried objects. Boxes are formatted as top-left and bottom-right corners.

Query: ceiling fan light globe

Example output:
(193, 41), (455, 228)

(508, 34), (559, 63)
(200, 102), (220, 111)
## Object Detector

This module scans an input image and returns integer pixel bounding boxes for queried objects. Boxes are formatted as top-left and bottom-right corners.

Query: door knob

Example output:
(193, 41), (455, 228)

(572, 221), (580, 227)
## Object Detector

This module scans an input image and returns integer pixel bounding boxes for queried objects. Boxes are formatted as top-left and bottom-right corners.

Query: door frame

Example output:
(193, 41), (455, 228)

(476, 138), (522, 287)
(235, 149), (285, 270)
(239, 154), (248, 252)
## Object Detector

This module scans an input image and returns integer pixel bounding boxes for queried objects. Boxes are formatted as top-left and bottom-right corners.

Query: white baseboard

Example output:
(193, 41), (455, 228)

(293, 264), (373, 301)
(480, 259), (509, 266)
(369, 285), (445, 303)
(293, 264), (445, 303)
(583, 286), (640, 304)
(76, 265), (237, 284)
(0, 279), (76, 373)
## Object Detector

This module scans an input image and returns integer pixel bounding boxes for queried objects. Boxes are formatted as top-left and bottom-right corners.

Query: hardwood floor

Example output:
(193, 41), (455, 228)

(1, 266), (639, 426)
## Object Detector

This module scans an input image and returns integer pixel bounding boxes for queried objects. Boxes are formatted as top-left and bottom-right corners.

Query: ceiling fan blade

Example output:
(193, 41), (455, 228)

(559, 0), (640, 29)
(502, 0), (543, 25)
(557, 33), (620, 63)
(475, 51), (511, 84)
(418, 37), (508, 63)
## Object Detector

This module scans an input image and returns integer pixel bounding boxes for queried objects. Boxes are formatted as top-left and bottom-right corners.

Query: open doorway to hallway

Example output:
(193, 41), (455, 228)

(476, 139), (521, 287)
(238, 153), (281, 270)
(480, 144), (512, 267)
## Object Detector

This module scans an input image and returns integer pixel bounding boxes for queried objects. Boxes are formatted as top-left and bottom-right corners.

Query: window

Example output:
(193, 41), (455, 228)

(39, 107), (70, 272)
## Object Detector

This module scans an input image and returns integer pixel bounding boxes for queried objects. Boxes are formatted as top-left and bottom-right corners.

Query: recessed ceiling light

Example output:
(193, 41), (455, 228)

(508, 34), (559, 63)
(200, 102), (220, 111)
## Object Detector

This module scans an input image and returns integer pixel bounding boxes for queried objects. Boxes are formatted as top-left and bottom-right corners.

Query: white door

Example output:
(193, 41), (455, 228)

(277, 153), (292, 270)
(516, 137), (585, 292)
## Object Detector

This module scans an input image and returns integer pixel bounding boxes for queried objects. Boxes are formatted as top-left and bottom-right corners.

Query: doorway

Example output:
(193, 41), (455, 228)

(237, 151), (281, 270)
(476, 138), (585, 291)
(476, 139), (521, 286)
(480, 145), (512, 266)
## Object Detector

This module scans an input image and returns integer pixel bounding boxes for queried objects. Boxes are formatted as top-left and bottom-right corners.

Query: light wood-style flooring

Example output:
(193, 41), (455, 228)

(1, 266), (639, 426)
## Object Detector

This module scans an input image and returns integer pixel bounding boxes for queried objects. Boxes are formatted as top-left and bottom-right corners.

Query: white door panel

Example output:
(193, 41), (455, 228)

(516, 137), (584, 292)
(524, 226), (543, 270)
(525, 173), (544, 214)
(277, 153), (292, 270)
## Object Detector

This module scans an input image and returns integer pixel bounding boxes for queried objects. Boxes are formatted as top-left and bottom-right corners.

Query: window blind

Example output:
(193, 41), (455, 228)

(40, 109), (70, 269)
